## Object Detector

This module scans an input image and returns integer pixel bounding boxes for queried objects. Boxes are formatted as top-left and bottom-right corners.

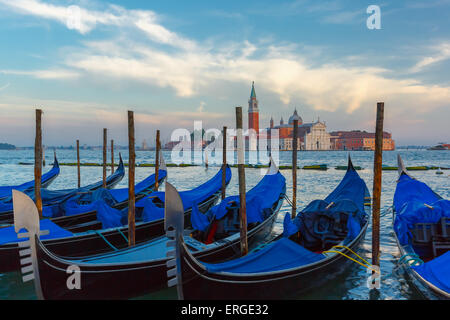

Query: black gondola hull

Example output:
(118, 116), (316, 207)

(179, 221), (368, 300)
(392, 211), (449, 300)
(34, 190), (284, 299)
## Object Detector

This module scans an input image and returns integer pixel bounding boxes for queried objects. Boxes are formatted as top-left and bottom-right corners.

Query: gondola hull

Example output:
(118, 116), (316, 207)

(179, 219), (368, 300)
(392, 211), (449, 300)
(392, 155), (449, 300)
(34, 188), (284, 299)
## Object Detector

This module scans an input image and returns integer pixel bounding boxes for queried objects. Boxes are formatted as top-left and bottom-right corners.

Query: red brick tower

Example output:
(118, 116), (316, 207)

(248, 81), (259, 134)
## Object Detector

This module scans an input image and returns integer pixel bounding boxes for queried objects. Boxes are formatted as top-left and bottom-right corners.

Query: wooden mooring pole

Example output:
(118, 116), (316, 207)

(34, 109), (43, 219)
(236, 107), (248, 256)
(155, 130), (160, 191)
(76, 140), (81, 188)
(42, 146), (46, 167)
(128, 111), (136, 246)
(111, 139), (115, 174)
(292, 119), (298, 219)
(103, 128), (107, 188)
(372, 102), (384, 268)
(221, 126), (227, 200)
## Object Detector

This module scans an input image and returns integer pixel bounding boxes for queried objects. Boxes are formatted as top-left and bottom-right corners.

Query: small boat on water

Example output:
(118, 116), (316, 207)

(0, 154), (60, 201)
(0, 165), (228, 273)
(392, 155), (450, 300)
(0, 155), (125, 222)
(14, 160), (284, 299)
(173, 157), (371, 300)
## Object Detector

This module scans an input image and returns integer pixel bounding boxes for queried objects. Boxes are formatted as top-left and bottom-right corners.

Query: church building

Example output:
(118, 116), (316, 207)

(245, 81), (331, 151)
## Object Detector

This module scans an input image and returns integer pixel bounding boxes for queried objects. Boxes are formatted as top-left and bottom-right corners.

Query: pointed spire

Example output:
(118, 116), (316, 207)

(250, 81), (256, 99)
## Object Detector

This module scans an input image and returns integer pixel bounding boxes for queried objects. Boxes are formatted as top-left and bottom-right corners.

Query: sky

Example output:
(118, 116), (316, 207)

(0, 0), (449, 147)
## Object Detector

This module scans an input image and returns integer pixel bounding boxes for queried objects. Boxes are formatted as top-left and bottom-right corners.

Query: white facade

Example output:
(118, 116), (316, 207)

(303, 122), (331, 150)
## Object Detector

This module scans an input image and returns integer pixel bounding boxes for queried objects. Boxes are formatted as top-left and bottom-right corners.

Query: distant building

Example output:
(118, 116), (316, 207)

(141, 139), (149, 150)
(267, 110), (331, 151)
(248, 81), (259, 134)
(330, 130), (395, 151)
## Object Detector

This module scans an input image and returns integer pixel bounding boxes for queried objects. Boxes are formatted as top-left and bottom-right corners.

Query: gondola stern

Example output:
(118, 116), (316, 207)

(160, 153), (167, 172)
(164, 182), (185, 300)
(397, 154), (413, 179)
(53, 151), (59, 168)
(117, 153), (124, 172)
(12, 190), (45, 300)
(267, 156), (279, 175)
(347, 154), (356, 172)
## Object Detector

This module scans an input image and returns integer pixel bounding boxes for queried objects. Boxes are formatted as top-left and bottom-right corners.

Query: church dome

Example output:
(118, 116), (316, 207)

(288, 109), (303, 125)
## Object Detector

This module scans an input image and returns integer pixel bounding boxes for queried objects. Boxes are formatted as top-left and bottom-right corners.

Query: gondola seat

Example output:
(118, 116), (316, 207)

(312, 212), (350, 250)
(410, 218), (450, 258)
(432, 217), (450, 257)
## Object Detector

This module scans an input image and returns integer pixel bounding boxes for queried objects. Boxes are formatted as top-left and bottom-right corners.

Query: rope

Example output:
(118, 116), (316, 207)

(398, 253), (423, 267)
(94, 230), (118, 251)
(283, 194), (294, 208)
(117, 228), (129, 243)
(323, 245), (380, 274)
(380, 207), (392, 217)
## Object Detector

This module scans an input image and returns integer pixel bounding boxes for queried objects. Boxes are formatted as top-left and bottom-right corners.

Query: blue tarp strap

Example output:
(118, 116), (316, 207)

(94, 230), (118, 251)
(117, 228), (128, 243)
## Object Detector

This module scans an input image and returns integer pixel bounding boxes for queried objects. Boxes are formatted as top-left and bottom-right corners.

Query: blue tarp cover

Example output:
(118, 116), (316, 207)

(283, 168), (369, 240)
(394, 199), (450, 245)
(140, 166), (231, 223)
(190, 169), (285, 231)
(96, 201), (128, 228)
(393, 174), (441, 213)
(40, 169), (164, 220)
(393, 174), (449, 246)
(204, 237), (324, 273)
(412, 251), (450, 294)
(0, 219), (73, 245)
(108, 170), (167, 203)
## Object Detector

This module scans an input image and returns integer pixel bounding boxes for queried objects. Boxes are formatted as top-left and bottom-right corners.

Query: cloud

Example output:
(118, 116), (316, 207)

(320, 10), (362, 24)
(410, 41), (450, 72)
(1, 0), (450, 121)
(197, 101), (206, 112)
(0, 0), (195, 49)
(1, 69), (80, 79)
(0, 83), (10, 91)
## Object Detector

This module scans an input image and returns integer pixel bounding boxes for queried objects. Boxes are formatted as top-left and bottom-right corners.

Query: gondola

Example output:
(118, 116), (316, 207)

(0, 164), (227, 273)
(16, 160), (285, 299)
(392, 155), (449, 300)
(0, 155), (125, 222)
(173, 157), (371, 300)
(0, 153), (60, 201)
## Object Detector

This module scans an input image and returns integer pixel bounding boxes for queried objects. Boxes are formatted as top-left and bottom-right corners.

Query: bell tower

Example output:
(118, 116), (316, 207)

(248, 81), (259, 134)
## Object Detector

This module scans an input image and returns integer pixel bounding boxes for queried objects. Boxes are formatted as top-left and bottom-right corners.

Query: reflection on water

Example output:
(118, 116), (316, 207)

(0, 149), (448, 300)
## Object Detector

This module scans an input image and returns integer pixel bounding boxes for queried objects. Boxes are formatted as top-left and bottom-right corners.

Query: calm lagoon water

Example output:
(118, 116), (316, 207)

(0, 149), (448, 300)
